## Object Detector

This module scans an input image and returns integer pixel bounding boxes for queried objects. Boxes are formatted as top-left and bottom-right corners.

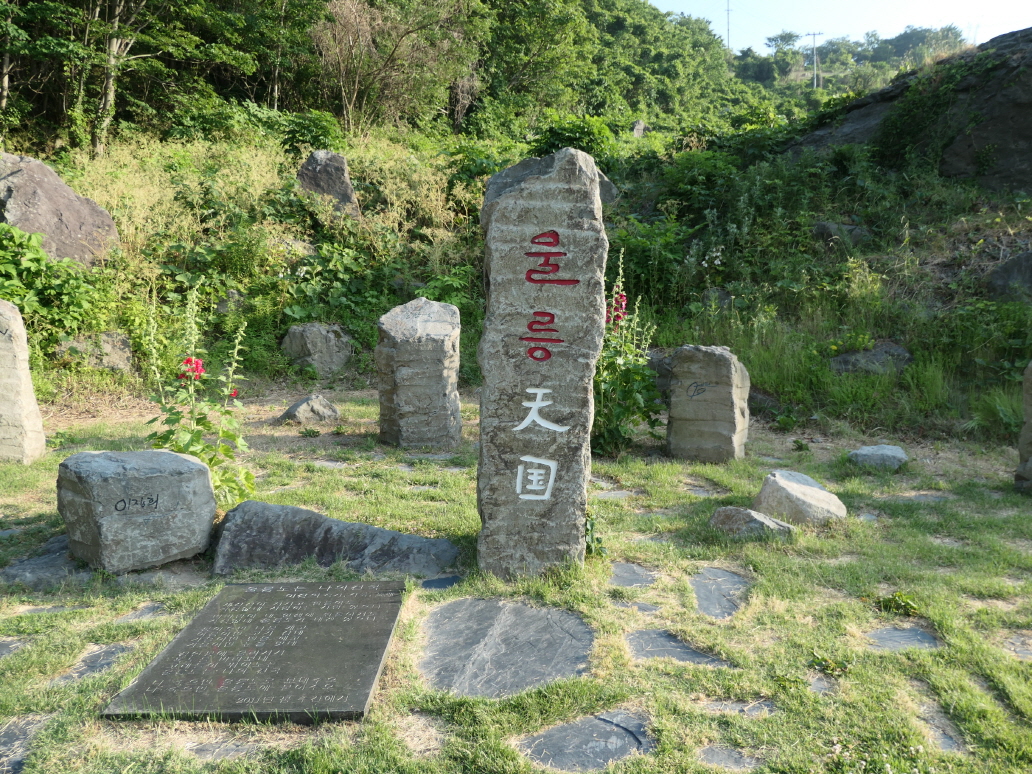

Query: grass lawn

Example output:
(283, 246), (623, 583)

(1, 388), (1030, 773)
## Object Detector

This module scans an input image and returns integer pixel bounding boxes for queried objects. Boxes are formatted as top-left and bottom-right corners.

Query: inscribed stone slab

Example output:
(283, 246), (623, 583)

(667, 345), (750, 462)
(476, 148), (608, 578)
(420, 598), (593, 698)
(0, 300), (46, 465)
(102, 581), (404, 723)
(517, 710), (654, 772)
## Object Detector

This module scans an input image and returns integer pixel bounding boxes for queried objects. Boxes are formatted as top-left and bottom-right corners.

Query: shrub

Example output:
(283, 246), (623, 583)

(531, 115), (616, 162)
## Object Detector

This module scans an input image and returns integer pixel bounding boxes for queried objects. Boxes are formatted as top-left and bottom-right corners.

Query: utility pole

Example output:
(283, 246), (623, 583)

(804, 31), (823, 88)
(726, 1), (731, 53)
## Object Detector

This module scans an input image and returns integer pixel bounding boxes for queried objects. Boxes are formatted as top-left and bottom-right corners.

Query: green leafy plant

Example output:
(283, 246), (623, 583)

(808, 650), (853, 676)
(144, 289), (255, 506)
(585, 511), (607, 557)
(531, 114), (616, 162)
(875, 591), (920, 616)
(281, 110), (345, 158)
(299, 428), (321, 438)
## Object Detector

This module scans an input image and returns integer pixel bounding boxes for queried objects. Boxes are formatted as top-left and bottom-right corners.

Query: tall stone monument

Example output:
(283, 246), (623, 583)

(376, 297), (462, 448)
(476, 148), (608, 578)
(0, 300), (46, 464)
(1017, 359), (1032, 493)
(666, 345), (749, 463)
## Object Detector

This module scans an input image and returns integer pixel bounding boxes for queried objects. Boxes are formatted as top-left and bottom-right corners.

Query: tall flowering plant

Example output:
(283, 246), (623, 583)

(144, 289), (255, 506)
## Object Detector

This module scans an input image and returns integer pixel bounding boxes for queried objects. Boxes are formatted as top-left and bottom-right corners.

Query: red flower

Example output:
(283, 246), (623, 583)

(229, 389), (238, 398)
(180, 356), (205, 379)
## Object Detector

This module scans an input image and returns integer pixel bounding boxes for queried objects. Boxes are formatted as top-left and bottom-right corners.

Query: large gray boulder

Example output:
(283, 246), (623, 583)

(0, 153), (119, 266)
(709, 506), (794, 539)
(297, 150), (361, 217)
(752, 470), (847, 526)
(55, 331), (132, 371)
(57, 451), (216, 574)
(213, 500), (460, 576)
(376, 297), (462, 449)
(1017, 360), (1032, 493)
(0, 300), (47, 464)
(278, 394), (340, 423)
(281, 322), (353, 378)
(666, 345), (749, 463)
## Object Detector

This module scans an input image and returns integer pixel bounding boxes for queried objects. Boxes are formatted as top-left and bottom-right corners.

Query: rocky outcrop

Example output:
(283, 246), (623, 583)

(297, 150), (361, 217)
(55, 332), (132, 371)
(848, 445), (909, 471)
(0, 153), (119, 265)
(281, 322), (353, 378)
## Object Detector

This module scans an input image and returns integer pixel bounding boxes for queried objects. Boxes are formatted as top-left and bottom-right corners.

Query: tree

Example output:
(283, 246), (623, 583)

(765, 30), (799, 52)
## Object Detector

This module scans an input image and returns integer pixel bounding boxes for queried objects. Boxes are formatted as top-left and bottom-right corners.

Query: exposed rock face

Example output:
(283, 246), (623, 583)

(57, 451), (216, 574)
(213, 500), (459, 576)
(278, 394), (340, 423)
(297, 150), (361, 217)
(281, 322), (353, 378)
(849, 444), (909, 471)
(986, 251), (1032, 301)
(752, 470), (847, 525)
(830, 341), (912, 374)
(1017, 360), (1032, 493)
(0, 153), (119, 265)
(667, 345), (749, 463)
(376, 297), (462, 448)
(55, 331), (132, 371)
(788, 27), (1032, 192)
(476, 148), (608, 579)
(709, 506), (795, 538)
(0, 300), (46, 465)
(631, 120), (651, 137)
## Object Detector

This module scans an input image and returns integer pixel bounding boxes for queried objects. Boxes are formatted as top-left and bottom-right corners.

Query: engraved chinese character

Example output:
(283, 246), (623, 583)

(513, 388), (570, 432)
(525, 231), (580, 285)
(516, 456), (558, 500)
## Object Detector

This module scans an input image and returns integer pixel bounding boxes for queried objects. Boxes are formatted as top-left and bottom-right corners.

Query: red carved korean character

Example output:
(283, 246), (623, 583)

(520, 311), (563, 361)
(525, 231), (580, 285)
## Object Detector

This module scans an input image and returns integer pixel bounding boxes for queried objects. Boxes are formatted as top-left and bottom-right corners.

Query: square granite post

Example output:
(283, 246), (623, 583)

(0, 299), (46, 464)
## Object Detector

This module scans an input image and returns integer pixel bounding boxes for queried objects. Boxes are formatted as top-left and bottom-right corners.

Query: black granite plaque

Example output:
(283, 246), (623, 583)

(102, 581), (405, 723)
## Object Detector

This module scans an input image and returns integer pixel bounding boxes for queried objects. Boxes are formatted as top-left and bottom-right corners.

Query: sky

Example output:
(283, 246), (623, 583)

(649, 0), (1032, 54)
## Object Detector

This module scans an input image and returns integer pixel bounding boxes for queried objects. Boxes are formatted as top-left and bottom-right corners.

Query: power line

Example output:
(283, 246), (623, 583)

(804, 31), (823, 88)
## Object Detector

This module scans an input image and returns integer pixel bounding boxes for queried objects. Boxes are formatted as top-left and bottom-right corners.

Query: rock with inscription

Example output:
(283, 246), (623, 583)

(376, 297), (462, 449)
(0, 300), (46, 465)
(54, 331), (132, 371)
(1017, 360), (1032, 494)
(709, 506), (795, 539)
(281, 322), (353, 378)
(667, 345), (749, 463)
(752, 470), (847, 526)
(213, 500), (459, 576)
(278, 394), (340, 424)
(57, 451), (216, 574)
(476, 148), (609, 579)
(297, 150), (361, 217)
(848, 444), (908, 471)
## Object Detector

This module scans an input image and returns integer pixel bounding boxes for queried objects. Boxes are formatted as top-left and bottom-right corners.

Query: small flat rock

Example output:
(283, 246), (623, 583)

(917, 703), (966, 753)
(49, 643), (132, 685)
(690, 567), (750, 619)
(421, 598), (593, 698)
(859, 512), (879, 523)
(590, 477), (615, 490)
(312, 460), (350, 469)
(808, 674), (836, 695)
(614, 601), (661, 614)
(116, 561), (209, 590)
(0, 714), (52, 774)
(610, 563), (657, 588)
(701, 699), (775, 717)
(517, 710), (654, 772)
(114, 602), (167, 622)
(396, 464), (416, 472)
(593, 489), (636, 500)
(890, 492), (949, 503)
(684, 477), (718, 496)
(0, 638), (27, 660)
(409, 485), (436, 492)
(1003, 631), (1032, 661)
(421, 575), (462, 590)
(17, 605), (89, 615)
(867, 626), (940, 651)
(0, 536), (93, 590)
(0, 529), (23, 539)
(698, 745), (761, 770)
(186, 740), (260, 761)
(752, 470), (847, 526)
(408, 453), (454, 461)
(709, 507), (794, 539)
(626, 630), (730, 667)
(848, 445), (908, 471)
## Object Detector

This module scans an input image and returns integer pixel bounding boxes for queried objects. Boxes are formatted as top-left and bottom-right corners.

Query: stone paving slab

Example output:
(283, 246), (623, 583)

(420, 576), (462, 590)
(1003, 631), (1032, 660)
(610, 563), (657, 588)
(614, 601), (660, 614)
(690, 567), (750, 619)
(698, 745), (761, 770)
(808, 674), (836, 695)
(592, 489), (637, 500)
(0, 714), (52, 774)
(626, 630), (730, 667)
(701, 699), (776, 717)
(15, 605), (89, 615)
(0, 536), (93, 590)
(867, 626), (940, 651)
(421, 599), (593, 698)
(186, 739), (261, 760)
(49, 643), (132, 686)
(0, 529), (23, 539)
(516, 710), (654, 772)
(115, 602), (168, 623)
(0, 639), (27, 660)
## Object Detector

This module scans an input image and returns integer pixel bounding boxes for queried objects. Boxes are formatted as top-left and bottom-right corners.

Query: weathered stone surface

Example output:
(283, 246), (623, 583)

(610, 562), (657, 588)
(213, 500), (459, 576)
(476, 148), (608, 579)
(813, 221), (872, 246)
(0, 638), (27, 660)
(421, 598), (593, 697)
(830, 341), (913, 374)
(376, 297), (462, 449)
(296, 150), (360, 217)
(646, 348), (673, 404)
(698, 746), (761, 770)
(0, 300), (46, 465)
(690, 567), (750, 619)
(420, 575), (462, 590)
(0, 714), (52, 774)
(57, 451), (216, 574)
(115, 602), (167, 622)
(849, 444), (909, 471)
(281, 323), (353, 378)
(809, 674), (835, 694)
(701, 699), (775, 717)
(278, 394), (340, 424)
(0, 153), (119, 266)
(631, 120), (651, 137)
(614, 601), (660, 613)
(54, 331), (132, 371)
(867, 626), (940, 651)
(752, 470), (847, 526)
(709, 507), (795, 539)
(517, 710), (654, 772)
(0, 535), (92, 590)
(626, 630), (730, 667)
(987, 251), (1032, 301)
(666, 345), (749, 463)
(1017, 360), (1032, 493)
(50, 643), (132, 685)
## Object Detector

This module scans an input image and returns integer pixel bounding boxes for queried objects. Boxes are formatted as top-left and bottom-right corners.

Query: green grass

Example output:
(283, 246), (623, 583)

(1, 393), (1031, 773)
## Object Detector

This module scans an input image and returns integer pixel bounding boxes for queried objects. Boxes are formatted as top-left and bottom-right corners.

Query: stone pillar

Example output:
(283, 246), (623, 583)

(476, 148), (608, 579)
(376, 297), (462, 448)
(0, 300), (46, 464)
(1017, 360), (1032, 493)
(666, 345), (749, 463)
